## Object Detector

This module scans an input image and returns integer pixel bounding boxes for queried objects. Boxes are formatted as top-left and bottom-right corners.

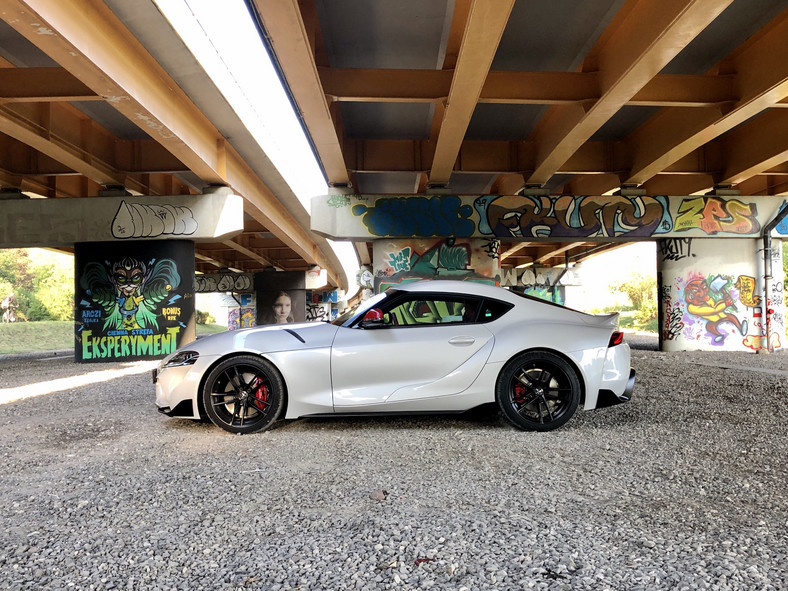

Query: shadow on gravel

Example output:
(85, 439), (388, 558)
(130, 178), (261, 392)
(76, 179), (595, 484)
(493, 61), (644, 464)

(159, 401), (646, 435)
(228, 404), (507, 435)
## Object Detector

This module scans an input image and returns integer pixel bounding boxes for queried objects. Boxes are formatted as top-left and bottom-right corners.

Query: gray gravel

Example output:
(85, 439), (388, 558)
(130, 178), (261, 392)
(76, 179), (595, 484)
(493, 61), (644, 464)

(1, 336), (787, 590)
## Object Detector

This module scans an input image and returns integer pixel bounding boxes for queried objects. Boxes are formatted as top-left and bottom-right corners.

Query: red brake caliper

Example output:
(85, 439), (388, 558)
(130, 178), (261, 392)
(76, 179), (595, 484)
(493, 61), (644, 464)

(251, 377), (269, 411)
(513, 382), (528, 404)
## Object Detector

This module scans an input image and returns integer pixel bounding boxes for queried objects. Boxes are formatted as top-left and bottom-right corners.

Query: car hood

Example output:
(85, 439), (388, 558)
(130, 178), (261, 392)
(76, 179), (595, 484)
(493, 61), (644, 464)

(188, 322), (341, 356)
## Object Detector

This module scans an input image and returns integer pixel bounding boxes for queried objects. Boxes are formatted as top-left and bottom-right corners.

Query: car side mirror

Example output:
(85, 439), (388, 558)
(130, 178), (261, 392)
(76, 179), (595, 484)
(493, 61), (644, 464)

(359, 308), (385, 329)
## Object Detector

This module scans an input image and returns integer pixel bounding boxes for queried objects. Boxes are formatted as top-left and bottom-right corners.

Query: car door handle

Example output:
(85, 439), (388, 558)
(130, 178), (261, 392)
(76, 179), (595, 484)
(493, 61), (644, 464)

(448, 336), (476, 346)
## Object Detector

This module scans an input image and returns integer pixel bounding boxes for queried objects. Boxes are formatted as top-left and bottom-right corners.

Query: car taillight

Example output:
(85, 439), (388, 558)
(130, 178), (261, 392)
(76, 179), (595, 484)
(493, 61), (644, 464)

(608, 331), (624, 347)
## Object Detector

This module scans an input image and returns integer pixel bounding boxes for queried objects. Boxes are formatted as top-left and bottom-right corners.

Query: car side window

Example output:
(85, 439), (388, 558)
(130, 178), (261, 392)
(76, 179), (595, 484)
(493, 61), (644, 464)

(477, 298), (513, 322)
(382, 295), (487, 327)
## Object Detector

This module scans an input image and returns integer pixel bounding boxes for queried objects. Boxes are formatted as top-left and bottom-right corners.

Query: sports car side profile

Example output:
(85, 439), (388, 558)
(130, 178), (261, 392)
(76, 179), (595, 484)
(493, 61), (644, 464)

(154, 280), (634, 434)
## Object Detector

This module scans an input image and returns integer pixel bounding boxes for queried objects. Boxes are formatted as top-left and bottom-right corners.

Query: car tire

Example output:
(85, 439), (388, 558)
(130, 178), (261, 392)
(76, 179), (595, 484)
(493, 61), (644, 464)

(202, 355), (284, 434)
(495, 351), (581, 432)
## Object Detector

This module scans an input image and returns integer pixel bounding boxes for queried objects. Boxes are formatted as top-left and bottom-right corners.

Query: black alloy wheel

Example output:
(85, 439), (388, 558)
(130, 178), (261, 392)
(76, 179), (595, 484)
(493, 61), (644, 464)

(496, 351), (581, 431)
(202, 356), (284, 434)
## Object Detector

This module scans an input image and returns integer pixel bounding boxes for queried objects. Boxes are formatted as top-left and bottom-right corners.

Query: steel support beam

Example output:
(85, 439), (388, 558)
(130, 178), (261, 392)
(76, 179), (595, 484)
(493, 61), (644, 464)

(626, 7), (788, 185)
(429, 0), (515, 185)
(526, 0), (732, 186)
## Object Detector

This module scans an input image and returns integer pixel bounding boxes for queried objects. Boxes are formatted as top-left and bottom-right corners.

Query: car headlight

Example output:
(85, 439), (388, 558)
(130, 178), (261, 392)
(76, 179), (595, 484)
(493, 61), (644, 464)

(163, 350), (200, 368)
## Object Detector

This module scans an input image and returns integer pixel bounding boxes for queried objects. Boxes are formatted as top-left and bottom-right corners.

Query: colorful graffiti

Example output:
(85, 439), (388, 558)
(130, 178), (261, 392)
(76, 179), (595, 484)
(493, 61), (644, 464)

(329, 194), (780, 240)
(672, 273), (760, 346)
(683, 275), (748, 344)
(474, 194), (673, 239)
(499, 267), (568, 304)
(734, 276), (761, 307)
(353, 195), (475, 237)
(374, 238), (498, 292)
(228, 307), (256, 330)
(81, 256), (181, 332)
(674, 197), (760, 235)
(384, 238), (471, 277)
(777, 201), (788, 234)
(76, 241), (194, 362)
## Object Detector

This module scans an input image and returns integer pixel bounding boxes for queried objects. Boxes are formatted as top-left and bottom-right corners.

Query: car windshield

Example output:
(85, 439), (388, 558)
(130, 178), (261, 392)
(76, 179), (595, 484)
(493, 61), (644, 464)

(331, 291), (390, 326)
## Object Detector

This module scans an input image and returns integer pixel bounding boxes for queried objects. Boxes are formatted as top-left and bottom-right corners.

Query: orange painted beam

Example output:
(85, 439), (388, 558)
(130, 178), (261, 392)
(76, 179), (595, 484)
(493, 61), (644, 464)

(626, 6), (788, 184)
(526, 0), (732, 186)
(429, 0), (515, 185)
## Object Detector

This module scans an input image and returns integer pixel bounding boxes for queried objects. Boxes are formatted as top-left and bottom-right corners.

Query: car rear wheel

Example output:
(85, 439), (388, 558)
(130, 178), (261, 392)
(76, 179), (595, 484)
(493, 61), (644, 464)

(496, 351), (580, 431)
(202, 356), (284, 434)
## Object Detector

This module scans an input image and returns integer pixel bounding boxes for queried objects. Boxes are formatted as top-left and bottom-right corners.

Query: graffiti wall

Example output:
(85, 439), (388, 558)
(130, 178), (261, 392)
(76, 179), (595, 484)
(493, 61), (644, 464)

(228, 306), (256, 330)
(372, 237), (500, 292)
(658, 238), (784, 352)
(500, 267), (578, 305)
(306, 289), (340, 322)
(75, 240), (195, 362)
(313, 194), (788, 242)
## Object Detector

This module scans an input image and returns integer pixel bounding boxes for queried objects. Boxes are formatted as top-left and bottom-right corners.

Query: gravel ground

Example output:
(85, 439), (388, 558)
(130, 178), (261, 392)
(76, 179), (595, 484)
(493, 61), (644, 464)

(1, 335), (787, 591)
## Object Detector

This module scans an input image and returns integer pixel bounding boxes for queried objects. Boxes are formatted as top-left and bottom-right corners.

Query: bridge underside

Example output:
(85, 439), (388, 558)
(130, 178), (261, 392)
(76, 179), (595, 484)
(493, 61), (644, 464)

(0, 0), (786, 354)
(0, 1), (785, 275)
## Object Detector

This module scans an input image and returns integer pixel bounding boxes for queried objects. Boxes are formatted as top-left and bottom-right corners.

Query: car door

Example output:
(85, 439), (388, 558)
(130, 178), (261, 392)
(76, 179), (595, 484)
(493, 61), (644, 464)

(330, 293), (494, 410)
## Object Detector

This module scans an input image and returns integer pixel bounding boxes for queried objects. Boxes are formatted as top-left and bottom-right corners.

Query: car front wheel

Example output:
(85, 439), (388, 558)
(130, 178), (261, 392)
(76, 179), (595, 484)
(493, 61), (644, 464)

(496, 351), (580, 431)
(202, 356), (284, 434)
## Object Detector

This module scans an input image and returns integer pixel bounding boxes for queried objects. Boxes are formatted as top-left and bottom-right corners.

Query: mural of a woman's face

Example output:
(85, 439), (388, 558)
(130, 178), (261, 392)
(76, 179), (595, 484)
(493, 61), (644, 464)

(273, 293), (292, 323)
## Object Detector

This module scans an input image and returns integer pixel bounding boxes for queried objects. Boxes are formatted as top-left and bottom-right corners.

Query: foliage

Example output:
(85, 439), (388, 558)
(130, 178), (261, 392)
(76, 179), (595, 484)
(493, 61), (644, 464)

(195, 309), (216, 324)
(784, 241), (787, 276)
(0, 249), (74, 321)
(610, 274), (658, 331)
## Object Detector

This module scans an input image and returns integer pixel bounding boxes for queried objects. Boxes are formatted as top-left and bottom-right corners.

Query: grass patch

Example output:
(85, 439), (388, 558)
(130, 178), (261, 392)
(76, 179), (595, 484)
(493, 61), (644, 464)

(0, 321), (74, 354)
(0, 321), (228, 354)
(197, 323), (227, 336)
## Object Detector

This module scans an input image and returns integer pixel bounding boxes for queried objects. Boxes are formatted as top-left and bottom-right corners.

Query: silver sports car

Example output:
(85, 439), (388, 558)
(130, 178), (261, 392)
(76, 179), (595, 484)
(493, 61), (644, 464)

(154, 280), (634, 434)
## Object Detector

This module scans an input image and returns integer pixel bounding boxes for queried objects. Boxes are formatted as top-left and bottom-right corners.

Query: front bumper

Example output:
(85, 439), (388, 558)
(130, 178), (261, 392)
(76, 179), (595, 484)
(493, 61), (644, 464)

(154, 354), (220, 420)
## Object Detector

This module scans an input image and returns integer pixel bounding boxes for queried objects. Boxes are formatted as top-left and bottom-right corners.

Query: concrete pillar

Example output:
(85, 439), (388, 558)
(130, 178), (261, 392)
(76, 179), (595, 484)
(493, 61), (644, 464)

(75, 240), (196, 362)
(658, 238), (784, 352)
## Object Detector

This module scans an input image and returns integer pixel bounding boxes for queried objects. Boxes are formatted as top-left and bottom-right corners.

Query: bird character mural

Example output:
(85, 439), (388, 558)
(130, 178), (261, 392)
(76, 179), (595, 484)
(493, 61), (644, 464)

(81, 256), (181, 332)
(683, 275), (747, 344)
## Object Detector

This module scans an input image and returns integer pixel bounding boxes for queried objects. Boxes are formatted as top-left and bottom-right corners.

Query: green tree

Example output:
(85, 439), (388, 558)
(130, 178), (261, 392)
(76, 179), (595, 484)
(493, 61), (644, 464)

(29, 260), (74, 320)
(783, 240), (787, 276)
(0, 249), (34, 320)
(0, 249), (74, 321)
(610, 274), (657, 329)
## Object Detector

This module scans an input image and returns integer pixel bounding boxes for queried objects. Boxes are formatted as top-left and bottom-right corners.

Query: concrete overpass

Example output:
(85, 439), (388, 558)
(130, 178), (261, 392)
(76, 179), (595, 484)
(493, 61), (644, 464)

(0, 0), (785, 356)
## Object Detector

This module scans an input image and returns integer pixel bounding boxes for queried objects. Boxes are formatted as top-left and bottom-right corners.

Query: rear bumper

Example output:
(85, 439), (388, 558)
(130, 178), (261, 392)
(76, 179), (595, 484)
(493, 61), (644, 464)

(596, 369), (635, 408)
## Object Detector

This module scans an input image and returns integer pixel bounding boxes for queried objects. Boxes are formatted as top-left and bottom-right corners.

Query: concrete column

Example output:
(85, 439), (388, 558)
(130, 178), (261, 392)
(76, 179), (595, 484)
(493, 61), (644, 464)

(75, 240), (196, 362)
(658, 238), (784, 352)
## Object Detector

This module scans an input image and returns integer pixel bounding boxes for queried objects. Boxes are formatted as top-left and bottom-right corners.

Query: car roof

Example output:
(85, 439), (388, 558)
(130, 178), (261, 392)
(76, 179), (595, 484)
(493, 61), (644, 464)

(393, 280), (521, 303)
